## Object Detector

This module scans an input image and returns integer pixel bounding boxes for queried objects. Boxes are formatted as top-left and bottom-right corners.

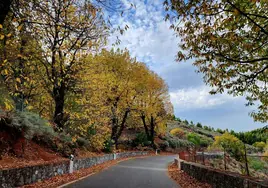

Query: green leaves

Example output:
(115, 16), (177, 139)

(168, 0), (268, 122)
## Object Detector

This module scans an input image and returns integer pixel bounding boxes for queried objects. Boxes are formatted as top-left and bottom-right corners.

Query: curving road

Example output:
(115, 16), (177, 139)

(64, 155), (179, 188)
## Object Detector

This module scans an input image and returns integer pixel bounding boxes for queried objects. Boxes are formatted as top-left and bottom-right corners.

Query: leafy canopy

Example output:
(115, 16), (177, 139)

(166, 0), (268, 122)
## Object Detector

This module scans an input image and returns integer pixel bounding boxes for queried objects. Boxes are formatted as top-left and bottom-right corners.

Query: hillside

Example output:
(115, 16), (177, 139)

(166, 119), (267, 152)
(165, 119), (268, 181)
(159, 120), (221, 151)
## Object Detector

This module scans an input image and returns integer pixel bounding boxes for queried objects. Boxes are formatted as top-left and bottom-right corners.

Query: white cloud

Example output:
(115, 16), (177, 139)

(105, 0), (265, 131)
(108, 0), (179, 70)
(170, 85), (240, 110)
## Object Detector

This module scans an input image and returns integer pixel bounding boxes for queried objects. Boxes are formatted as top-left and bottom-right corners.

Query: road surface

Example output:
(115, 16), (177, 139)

(65, 155), (178, 188)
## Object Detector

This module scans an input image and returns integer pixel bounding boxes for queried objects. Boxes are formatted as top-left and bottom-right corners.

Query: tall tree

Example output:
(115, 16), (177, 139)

(0, 13), (43, 111)
(23, 0), (108, 129)
(86, 49), (141, 148)
(166, 0), (268, 122)
(136, 67), (172, 148)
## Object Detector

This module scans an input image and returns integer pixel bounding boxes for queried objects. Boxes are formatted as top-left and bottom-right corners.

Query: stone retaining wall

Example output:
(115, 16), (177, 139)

(74, 151), (148, 171)
(0, 151), (148, 188)
(180, 161), (268, 188)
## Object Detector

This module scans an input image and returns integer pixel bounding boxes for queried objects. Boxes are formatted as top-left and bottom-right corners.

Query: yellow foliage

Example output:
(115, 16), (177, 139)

(212, 132), (245, 161)
(3, 100), (14, 111)
(213, 132), (242, 149)
(170, 128), (185, 138)
(253, 141), (266, 151)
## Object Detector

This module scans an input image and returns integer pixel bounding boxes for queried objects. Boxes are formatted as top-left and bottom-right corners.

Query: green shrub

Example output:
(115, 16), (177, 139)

(253, 141), (266, 152)
(103, 139), (114, 153)
(204, 126), (211, 131)
(175, 117), (181, 122)
(249, 158), (265, 171)
(246, 144), (259, 154)
(5, 111), (77, 157)
(132, 132), (151, 147)
(11, 111), (56, 139)
(187, 133), (201, 146)
(216, 128), (224, 134)
(196, 122), (202, 128)
(200, 138), (209, 147)
(165, 134), (194, 149)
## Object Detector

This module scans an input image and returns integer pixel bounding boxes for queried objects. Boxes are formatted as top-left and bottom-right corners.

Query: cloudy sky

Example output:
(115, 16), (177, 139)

(107, 0), (266, 132)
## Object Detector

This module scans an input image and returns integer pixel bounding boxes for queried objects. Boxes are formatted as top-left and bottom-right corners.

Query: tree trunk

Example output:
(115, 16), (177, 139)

(141, 114), (150, 140)
(53, 84), (65, 129)
(244, 144), (250, 176)
(111, 106), (118, 141)
(113, 109), (130, 149)
(150, 115), (156, 149)
(0, 0), (12, 25)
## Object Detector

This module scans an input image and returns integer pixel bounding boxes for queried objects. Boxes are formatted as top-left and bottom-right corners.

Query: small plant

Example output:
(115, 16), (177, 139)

(170, 128), (185, 138)
(184, 120), (189, 125)
(216, 128), (224, 134)
(203, 126), (209, 131)
(165, 133), (194, 149)
(132, 132), (151, 147)
(187, 133), (201, 146)
(196, 122), (202, 128)
(249, 158), (265, 171)
(253, 141), (266, 152)
(11, 111), (57, 139)
(103, 139), (114, 153)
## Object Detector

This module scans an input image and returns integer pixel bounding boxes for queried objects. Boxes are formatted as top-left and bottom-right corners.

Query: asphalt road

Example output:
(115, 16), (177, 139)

(65, 155), (179, 188)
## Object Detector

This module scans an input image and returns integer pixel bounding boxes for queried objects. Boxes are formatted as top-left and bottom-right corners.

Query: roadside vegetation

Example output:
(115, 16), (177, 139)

(166, 117), (268, 180)
(0, 0), (267, 185)
(0, 0), (174, 168)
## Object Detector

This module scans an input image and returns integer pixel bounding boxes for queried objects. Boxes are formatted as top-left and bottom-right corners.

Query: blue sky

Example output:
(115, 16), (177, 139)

(107, 0), (266, 132)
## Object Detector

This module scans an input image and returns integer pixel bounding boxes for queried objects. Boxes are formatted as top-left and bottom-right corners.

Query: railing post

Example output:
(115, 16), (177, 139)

(177, 155), (181, 170)
(69, 154), (74, 174)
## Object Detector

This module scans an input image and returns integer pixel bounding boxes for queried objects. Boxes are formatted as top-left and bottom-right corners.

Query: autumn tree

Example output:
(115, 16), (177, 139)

(21, 0), (108, 129)
(74, 49), (139, 148)
(0, 11), (48, 112)
(166, 0), (268, 122)
(212, 132), (245, 161)
(136, 65), (173, 148)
